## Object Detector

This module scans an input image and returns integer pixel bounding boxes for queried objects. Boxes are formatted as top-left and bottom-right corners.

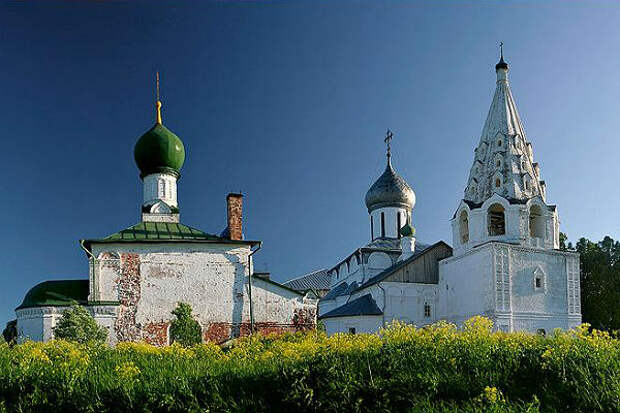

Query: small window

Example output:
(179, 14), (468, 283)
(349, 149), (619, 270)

(370, 216), (374, 240)
(521, 161), (526, 170)
(397, 211), (402, 239)
(497, 139), (502, 147)
(348, 327), (356, 335)
(381, 212), (385, 238)
(495, 178), (501, 188)
(525, 180), (530, 190)
(424, 303), (431, 318)
(158, 179), (165, 198)
(535, 277), (542, 289)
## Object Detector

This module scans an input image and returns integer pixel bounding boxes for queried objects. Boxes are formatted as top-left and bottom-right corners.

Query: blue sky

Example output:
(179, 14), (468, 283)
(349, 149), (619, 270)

(1, 1), (618, 326)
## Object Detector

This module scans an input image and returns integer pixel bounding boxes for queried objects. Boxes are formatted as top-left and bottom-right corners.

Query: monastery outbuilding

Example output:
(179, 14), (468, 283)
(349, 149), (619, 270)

(14, 88), (317, 345)
(317, 52), (581, 335)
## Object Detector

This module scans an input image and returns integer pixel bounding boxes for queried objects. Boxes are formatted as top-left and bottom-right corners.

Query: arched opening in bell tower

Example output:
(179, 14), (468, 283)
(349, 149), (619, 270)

(459, 210), (469, 243)
(487, 204), (506, 236)
(529, 205), (545, 239)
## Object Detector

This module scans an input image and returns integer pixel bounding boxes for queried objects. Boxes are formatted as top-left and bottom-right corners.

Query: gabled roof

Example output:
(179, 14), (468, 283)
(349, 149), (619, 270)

(17, 280), (89, 310)
(283, 269), (331, 292)
(82, 221), (260, 250)
(354, 241), (452, 292)
(321, 282), (348, 301)
(319, 294), (382, 319)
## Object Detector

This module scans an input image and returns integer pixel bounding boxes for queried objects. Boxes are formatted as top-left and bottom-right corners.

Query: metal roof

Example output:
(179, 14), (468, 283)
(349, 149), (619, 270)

(354, 241), (451, 292)
(82, 222), (259, 250)
(16, 280), (89, 310)
(365, 158), (414, 213)
(283, 269), (330, 292)
(321, 282), (349, 301)
(319, 294), (382, 319)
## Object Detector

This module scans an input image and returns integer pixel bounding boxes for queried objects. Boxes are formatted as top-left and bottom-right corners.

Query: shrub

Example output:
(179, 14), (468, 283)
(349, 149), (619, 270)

(169, 302), (202, 347)
(52, 304), (107, 344)
(0, 318), (617, 412)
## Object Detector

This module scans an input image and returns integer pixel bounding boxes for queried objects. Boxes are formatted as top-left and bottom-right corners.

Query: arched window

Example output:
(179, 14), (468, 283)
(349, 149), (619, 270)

(521, 161), (526, 170)
(380, 212), (385, 238)
(397, 212), (402, 239)
(497, 139), (502, 147)
(424, 303), (431, 318)
(459, 210), (469, 243)
(495, 178), (501, 188)
(496, 159), (501, 168)
(529, 205), (545, 238)
(488, 204), (506, 236)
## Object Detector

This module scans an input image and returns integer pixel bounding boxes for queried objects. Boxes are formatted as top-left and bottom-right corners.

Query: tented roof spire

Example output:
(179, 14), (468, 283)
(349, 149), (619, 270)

(463, 51), (546, 204)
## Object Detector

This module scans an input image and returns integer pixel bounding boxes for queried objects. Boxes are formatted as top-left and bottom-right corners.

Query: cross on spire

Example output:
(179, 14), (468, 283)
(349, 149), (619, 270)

(155, 72), (162, 124)
(500, 42), (504, 60)
(384, 129), (394, 163)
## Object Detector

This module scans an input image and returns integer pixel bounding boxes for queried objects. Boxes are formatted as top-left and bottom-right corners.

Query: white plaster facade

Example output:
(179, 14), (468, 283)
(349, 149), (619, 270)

(319, 54), (581, 336)
(86, 242), (316, 345)
(143, 172), (178, 209)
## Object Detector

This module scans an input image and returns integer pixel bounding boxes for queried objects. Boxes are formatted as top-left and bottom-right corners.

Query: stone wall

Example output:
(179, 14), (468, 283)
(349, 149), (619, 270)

(91, 242), (317, 345)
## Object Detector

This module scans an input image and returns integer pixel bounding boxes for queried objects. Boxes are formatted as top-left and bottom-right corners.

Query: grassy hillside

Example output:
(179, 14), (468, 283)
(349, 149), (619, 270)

(0, 317), (618, 412)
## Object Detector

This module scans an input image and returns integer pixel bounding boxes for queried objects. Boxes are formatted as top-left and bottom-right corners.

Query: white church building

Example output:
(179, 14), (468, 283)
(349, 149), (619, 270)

(317, 53), (581, 335)
(14, 90), (317, 345)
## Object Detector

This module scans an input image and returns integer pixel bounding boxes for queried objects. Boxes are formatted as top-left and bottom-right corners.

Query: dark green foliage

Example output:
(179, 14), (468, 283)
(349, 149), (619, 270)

(573, 236), (620, 332)
(52, 304), (107, 344)
(1, 321), (16, 345)
(169, 302), (202, 347)
(0, 322), (617, 413)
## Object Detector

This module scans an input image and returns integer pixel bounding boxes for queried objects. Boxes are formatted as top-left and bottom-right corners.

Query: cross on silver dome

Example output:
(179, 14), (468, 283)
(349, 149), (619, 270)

(364, 130), (415, 213)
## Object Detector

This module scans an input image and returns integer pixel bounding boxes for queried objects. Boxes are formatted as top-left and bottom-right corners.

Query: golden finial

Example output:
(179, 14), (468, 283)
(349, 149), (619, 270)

(155, 72), (162, 124)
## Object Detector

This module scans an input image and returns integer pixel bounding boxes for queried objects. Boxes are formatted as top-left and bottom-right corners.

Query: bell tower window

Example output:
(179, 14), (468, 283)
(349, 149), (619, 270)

(529, 205), (545, 238)
(459, 210), (469, 243)
(487, 204), (506, 236)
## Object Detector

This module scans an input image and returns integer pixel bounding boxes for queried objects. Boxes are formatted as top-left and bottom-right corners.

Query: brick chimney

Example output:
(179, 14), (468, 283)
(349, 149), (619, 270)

(226, 193), (243, 241)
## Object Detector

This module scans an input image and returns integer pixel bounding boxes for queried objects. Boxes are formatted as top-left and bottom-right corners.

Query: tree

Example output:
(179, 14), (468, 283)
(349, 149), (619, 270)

(53, 304), (108, 344)
(2, 320), (17, 345)
(169, 302), (202, 346)
(575, 236), (620, 332)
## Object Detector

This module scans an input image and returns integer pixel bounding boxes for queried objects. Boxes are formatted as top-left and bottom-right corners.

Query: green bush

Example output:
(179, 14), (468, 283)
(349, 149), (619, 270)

(169, 302), (202, 347)
(52, 304), (107, 344)
(0, 318), (617, 412)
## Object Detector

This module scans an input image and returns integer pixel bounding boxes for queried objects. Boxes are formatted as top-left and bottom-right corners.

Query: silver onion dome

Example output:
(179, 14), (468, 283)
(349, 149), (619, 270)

(365, 159), (415, 213)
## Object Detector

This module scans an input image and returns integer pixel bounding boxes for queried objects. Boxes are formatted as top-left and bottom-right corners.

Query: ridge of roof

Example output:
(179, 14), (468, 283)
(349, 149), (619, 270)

(354, 241), (452, 293)
(319, 293), (382, 319)
(82, 221), (260, 250)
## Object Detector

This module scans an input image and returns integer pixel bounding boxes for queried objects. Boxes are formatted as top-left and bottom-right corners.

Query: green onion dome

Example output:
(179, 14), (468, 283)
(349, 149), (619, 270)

(134, 100), (185, 179)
